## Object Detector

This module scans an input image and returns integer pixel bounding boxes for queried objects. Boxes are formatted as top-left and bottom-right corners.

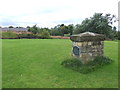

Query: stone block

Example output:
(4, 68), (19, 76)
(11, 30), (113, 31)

(82, 42), (88, 46)
(101, 50), (104, 55)
(88, 42), (92, 45)
(91, 48), (96, 52)
(81, 46), (86, 53)
(77, 42), (82, 46)
(101, 41), (104, 45)
(80, 53), (94, 64)
(97, 48), (100, 51)
(72, 42), (77, 46)
(86, 46), (92, 52)
(92, 52), (98, 56)
(91, 46), (95, 49)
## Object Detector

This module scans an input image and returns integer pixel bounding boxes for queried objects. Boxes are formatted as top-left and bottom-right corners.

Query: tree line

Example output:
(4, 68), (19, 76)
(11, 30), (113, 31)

(1, 13), (119, 40)
(28, 13), (119, 40)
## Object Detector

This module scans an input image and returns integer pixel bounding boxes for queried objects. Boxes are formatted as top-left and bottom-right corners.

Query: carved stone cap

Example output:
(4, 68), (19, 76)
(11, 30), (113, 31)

(70, 32), (105, 42)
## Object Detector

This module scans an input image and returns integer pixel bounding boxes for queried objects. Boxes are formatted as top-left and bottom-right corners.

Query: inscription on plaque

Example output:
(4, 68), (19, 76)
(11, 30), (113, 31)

(73, 46), (80, 56)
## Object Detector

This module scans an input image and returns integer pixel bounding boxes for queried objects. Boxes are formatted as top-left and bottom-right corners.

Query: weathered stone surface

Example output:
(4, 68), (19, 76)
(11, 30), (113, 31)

(70, 32), (105, 42)
(71, 32), (104, 64)
(80, 53), (94, 64)
(101, 41), (104, 45)
(88, 42), (92, 45)
(77, 42), (82, 46)
(81, 46), (86, 53)
(72, 42), (77, 46)
(82, 42), (88, 46)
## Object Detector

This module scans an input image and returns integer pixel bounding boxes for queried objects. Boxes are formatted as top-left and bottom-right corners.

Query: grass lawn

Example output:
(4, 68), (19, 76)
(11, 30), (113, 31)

(2, 39), (118, 88)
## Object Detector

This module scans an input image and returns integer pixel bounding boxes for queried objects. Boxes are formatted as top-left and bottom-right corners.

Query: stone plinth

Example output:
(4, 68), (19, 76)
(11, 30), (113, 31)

(70, 32), (105, 64)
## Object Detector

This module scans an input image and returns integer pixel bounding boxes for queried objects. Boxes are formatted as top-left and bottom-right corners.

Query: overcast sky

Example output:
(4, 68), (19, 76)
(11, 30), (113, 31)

(0, 0), (119, 28)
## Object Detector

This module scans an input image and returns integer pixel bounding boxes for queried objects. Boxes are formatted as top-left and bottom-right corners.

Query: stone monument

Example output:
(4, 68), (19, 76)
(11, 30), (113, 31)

(70, 32), (105, 64)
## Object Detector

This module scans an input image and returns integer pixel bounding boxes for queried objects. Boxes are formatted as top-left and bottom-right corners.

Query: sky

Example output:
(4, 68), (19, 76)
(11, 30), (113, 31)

(0, 0), (119, 28)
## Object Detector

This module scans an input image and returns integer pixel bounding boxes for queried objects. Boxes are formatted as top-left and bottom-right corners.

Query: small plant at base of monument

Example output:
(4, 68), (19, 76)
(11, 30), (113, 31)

(61, 56), (113, 74)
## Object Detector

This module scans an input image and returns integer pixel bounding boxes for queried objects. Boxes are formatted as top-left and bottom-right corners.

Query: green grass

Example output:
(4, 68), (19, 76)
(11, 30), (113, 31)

(2, 39), (118, 88)
(61, 56), (113, 74)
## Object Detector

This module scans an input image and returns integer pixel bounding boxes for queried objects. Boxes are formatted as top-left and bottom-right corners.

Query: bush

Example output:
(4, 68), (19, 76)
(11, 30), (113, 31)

(1, 31), (52, 39)
(50, 29), (63, 36)
(17, 33), (52, 39)
(0, 32), (2, 38)
(2, 31), (17, 38)
(64, 33), (70, 37)
(17, 34), (38, 39)
(61, 56), (113, 74)
(2, 32), (52, 39)
(40, 30), (51, 39)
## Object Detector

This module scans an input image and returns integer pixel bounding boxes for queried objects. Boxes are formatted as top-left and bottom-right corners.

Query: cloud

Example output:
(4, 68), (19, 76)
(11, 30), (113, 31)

(0, 17), (17, 26)
(0, 21), (16, 26)
(0, 0), (119, 28)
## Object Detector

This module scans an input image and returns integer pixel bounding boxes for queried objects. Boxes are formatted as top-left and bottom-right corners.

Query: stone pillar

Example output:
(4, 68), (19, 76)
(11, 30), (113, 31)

(70, 32), (105, 64)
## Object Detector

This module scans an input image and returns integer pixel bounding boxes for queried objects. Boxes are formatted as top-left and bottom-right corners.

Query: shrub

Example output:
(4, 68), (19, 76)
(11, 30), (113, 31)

(64, 33), (70, 37)
(2, 31), (17, 38)
(0, 32), (2, 38)
(61, 56), (113, 74)
(40, 30), (51, 39)
(17, 34), (38, 39)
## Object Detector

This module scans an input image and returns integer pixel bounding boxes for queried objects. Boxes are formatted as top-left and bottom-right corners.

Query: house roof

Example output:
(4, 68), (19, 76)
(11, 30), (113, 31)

(0, 28), (28, 31)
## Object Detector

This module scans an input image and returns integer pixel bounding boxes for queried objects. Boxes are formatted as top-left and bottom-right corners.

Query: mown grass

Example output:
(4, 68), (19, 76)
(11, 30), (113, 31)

(2, 39), (118, 88)
(61, 56), (113, 74)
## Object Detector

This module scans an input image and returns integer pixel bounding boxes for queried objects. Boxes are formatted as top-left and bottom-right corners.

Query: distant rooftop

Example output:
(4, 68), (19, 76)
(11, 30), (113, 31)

(0, 27), (28, 31)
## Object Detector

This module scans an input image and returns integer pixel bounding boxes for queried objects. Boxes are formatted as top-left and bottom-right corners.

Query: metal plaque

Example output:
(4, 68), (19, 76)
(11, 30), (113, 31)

(73, 46), (80, 56)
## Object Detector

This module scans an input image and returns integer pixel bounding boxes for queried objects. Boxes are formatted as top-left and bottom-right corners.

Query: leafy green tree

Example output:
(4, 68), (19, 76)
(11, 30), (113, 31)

(40, 30), (51, 39)
(50, 29), (62, 36)
(111, 26), (118, 39)
(27, 26), (30, 28)
(74, 24), (82, 34)
(68, 24), (74, 35)
(28, 24), (40, 34)
(9, 26), (14, 28)
(50, 24), (73, 36)
(60, 25), (69, 35)
(74, 13), (117, 39)
(50, 24), (63, 36)
(118, 31), (120, 40)
(38, 27), (50, 34)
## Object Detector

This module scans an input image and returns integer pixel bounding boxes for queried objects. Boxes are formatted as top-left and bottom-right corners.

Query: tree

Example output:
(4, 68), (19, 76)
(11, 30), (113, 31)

(74, 13), (117, 39)
(68, 24), (74, 35)
(118, 31), (120, 40)
(50, 29), (62, 36)
(74, 24), (82, 34)
(27, 26), (30, 28)
(50, 24), (63, 36)
(60, 25), (69, 35)
(40, 30), (51, 39)
(9, 26), (14, 28)
(50, 24), (73, 36)
(28, 24), (39, 34)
